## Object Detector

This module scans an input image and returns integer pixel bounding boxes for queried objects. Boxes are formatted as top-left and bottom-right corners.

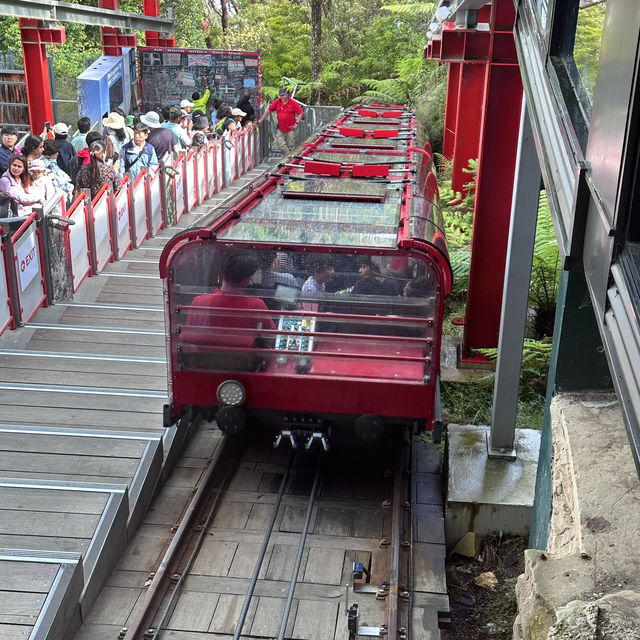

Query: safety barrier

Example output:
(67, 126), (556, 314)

(0, 123), (263, 337)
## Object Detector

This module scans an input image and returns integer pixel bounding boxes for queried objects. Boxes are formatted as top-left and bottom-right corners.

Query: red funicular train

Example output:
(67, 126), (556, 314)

(160, 105), (451, 447)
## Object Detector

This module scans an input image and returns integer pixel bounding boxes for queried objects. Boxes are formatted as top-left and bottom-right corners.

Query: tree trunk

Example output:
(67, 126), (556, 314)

(221, 0), (229, 33)
(310, 0), (322, 104)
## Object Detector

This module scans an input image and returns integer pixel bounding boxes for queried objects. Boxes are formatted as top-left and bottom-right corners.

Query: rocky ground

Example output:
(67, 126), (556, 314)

(441, 533), (527, 640)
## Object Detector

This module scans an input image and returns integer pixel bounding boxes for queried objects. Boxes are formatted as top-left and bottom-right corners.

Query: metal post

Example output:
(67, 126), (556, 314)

(489, 99), (541, 457)
(2, 229), (22, 327)
(35, 208), (55, 304)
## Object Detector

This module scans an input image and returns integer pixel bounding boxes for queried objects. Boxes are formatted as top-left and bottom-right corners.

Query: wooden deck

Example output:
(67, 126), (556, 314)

(0, 166), (267, 640)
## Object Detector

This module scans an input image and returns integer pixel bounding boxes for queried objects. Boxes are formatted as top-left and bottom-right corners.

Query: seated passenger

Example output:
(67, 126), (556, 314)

(256, 251), (298, 289)
(348, 257), (398, 297)
(187, 250), (276, 349)
(301, 255), (334, 295)
(403, 275), (434, 298)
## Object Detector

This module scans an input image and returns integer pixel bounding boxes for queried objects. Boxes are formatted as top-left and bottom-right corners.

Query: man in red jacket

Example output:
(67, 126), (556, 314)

(257, 87), (303, 156)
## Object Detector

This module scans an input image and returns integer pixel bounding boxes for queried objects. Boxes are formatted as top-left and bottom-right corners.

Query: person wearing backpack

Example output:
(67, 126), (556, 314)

(120, 123), (159, 179)
(214, 104), (236, 138)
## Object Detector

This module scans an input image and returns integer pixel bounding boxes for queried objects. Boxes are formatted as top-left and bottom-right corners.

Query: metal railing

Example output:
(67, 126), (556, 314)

(0, 123), (262, 335)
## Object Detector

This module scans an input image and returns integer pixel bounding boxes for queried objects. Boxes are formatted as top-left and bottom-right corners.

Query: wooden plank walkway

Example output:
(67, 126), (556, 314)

(0, 164), (269, 640)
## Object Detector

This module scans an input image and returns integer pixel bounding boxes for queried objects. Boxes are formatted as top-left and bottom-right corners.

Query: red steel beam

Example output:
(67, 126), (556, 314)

(426, 0), (522, 356)
(442, 62), (460, 160)
(451, 62), (484, 195)
(20, 19), (65, 134)
(464, 63), (522, 353)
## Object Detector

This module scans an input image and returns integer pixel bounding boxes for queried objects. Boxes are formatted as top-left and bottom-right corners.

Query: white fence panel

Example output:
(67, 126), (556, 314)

(174, 156), (186, 222)
(148, 170), (163, 236)
(196, 152), (207, 204)
(132, 175), (148, 247)
(92, 189), (112, 273)
(206, 145), (216, 197)
(13, 220), (46, 323)
(114, 186), (132, 259)
(215, 143), (224, 193)
(67, 199), (91, 291)
(224, 138), (235, 187)
(186, 152), (197, 210)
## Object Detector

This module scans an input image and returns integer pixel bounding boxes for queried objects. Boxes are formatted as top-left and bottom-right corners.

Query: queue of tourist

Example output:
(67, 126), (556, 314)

(0, 87), (262, 219)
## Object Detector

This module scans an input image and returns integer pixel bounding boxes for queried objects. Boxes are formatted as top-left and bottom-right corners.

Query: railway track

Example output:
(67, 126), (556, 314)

(116, 426), (446, 640)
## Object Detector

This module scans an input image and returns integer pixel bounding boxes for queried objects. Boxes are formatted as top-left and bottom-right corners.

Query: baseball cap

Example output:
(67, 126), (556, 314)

(180, 99), (194, 108)
(231, 107), (247, 117)
(53, 122), (68, 135)
(278, 87), (289, 96)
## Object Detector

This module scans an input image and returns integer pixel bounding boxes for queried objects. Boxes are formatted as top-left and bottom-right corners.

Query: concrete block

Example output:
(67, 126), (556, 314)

(445, 424), (540, 548)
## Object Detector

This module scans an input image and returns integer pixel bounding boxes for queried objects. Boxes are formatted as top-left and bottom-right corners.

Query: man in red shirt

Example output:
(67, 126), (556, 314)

(257, 87), (303, 156)
(187, 250), (276, 349)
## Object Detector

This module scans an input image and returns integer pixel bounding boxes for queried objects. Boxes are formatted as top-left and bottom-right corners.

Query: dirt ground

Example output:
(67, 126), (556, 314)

(441, 533), (527, 640)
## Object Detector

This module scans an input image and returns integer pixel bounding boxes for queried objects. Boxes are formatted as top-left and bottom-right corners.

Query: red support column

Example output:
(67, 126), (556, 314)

(442, 62), (460, 160)
(464, 64), (522, 352)
(451, 62), (484, 195)
(20, 19), (65, 135)
(144, 0), (160, 46)
(426, 0), (522, 357)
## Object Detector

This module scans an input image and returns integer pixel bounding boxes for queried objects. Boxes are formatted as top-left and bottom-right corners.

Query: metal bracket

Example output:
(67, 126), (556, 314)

(486, 431), (517, 460)
(274, 428), (297, 449)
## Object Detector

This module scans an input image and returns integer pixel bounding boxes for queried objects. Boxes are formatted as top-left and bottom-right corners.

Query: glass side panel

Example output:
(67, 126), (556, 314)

(408, 193), (449, 262)
(169, 244), (440, 382)
(218, 183), (403, 247)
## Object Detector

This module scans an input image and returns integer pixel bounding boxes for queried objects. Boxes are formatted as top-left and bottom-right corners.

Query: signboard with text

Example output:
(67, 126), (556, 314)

(138, 47), (261, 114)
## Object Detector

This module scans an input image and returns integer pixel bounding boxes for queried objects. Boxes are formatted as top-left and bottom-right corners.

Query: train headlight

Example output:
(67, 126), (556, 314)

(217, 380), (246, 407)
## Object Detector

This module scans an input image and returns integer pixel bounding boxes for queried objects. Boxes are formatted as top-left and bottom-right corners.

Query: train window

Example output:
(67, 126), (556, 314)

(549, 0), (607, 147)
(572, 1), (606, 103)
(217, 181), (405, 248)
(282, 178), (387, 203)
(170, 244), (440, 381)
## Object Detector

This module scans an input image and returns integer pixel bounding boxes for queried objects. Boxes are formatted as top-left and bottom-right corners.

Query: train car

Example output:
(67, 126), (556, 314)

(159, 105), (451, 446)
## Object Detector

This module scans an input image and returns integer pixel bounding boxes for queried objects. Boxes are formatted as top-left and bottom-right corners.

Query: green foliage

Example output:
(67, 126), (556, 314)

(574, 3), (607, 101)
(162, 0), (207, 48)
(438, 158), (477, 295)
(477, 339), (552, 397)
(529, 192), (560, 338)
(0, 18), (22, 67)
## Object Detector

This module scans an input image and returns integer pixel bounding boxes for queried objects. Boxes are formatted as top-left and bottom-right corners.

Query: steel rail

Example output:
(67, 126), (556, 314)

(276, 455), (324, 640)
(387, 430), (408, 639)
(149, 440), (251, 640)
(231, 449), (296, 640)
(122, 432), (235, 640)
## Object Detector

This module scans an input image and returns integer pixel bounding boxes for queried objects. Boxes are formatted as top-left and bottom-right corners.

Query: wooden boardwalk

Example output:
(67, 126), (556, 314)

(0, 165), (267, 640)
